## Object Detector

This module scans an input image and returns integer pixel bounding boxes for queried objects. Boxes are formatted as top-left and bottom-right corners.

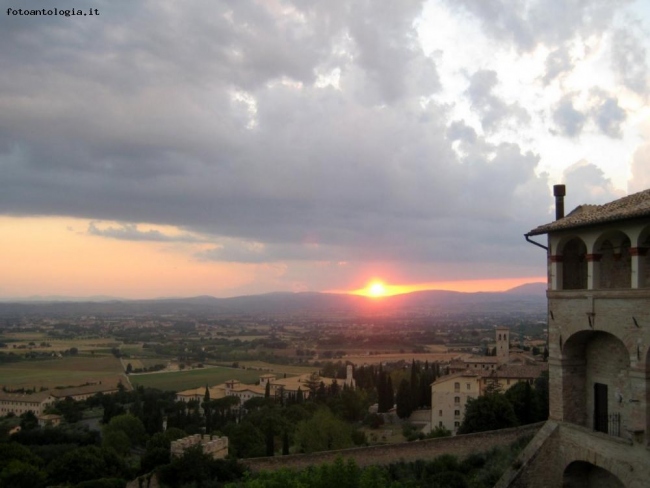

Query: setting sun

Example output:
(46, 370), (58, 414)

(340, 276), (546, 298)
(350, 280), (400, 298)
(368, 281), (387, 297)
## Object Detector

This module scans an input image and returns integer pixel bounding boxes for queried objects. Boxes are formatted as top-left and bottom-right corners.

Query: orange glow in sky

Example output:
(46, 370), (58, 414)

(0, 216), (258, 298)
(347, 277), (545, 297)
(0, 215), (546, 300)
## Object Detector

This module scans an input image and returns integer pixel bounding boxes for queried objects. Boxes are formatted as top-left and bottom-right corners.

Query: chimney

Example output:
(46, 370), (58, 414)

(553, 184), (566, 220)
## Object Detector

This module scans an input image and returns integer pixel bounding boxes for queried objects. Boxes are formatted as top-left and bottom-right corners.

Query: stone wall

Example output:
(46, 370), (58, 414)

(548, 289), (650, 444)
(242, 423), (542, 473)
(498, 421), (650, 488)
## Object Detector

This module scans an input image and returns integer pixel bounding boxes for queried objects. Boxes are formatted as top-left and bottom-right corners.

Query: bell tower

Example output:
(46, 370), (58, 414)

(496, 326), (510, 364)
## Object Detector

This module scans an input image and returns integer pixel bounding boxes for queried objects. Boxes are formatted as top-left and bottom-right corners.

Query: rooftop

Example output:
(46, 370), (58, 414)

(49, 382), (125, 398)
(0, 391), (52, 403)
(527, 188), (650, 236)
(176, 385), (227, 399)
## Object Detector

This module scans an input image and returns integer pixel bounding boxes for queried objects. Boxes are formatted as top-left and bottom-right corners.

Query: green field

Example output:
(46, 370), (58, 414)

(236, 361), (319, 376)
(120, 344), (162, 358)
(128, 366), (264, 391)
(1, 331), (121, 357)
(0, 355), (125, 388)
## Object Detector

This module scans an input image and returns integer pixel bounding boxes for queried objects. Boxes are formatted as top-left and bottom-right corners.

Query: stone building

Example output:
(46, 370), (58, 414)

(503, 186), (650, 487)
(0, 391), (54, 416)
(431, 371), (481, 433)
(0, 381), (125, 417)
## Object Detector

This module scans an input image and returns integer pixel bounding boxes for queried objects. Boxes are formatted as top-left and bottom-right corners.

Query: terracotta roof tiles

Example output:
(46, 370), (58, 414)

(527, 188), (650, 236)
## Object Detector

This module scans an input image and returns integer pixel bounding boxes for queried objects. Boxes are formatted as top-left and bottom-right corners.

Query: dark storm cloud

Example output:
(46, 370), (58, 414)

(1, 0), (614, 282)
(552, 95), (588, 137)
(87, 222), (207, 243)
(551, 90), (626, 139)
(346, 0), (439, 103)
(466, 70), (530, 133)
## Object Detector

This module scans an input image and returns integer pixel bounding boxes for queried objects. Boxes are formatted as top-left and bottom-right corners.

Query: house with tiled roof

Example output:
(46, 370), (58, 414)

(175, 385), (227, 404)
(48, 381), (126, 402)
(0, 391), (55, 416)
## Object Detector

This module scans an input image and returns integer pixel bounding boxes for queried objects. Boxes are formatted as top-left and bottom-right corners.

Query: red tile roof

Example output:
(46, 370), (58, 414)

(527, 189), (650, 236)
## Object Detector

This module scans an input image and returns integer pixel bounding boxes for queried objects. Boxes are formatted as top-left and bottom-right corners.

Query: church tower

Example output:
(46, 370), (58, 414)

(496, 326), (510, 364)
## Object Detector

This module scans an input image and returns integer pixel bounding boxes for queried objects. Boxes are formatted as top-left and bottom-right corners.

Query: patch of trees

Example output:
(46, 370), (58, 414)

(458, 372), (549, 434)
(172, 321), (196, 333)
(2, 386), (48, 394)
(0, 356), (463, 486)
(45, 397), (84, 423)
(0, 351), (47, 363)
(384, 360), (440, 418)
(125, 363), (165, 374)
(262, 337), (288, 349)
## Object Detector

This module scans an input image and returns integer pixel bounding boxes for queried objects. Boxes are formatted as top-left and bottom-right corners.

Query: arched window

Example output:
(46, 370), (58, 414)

(598, 236), (631, 289)
(562, 238), (587, 290)
(561, 331), (629, 432)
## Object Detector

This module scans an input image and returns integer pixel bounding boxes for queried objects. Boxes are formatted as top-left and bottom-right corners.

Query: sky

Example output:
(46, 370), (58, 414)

(1, 0), (649, 299)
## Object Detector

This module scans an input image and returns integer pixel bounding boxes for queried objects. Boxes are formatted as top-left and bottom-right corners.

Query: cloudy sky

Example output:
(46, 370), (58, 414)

(1, 0), (649, 299)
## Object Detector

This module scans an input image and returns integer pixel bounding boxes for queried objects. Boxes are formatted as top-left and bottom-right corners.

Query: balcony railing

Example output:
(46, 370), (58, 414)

(594, 413), (621, 437)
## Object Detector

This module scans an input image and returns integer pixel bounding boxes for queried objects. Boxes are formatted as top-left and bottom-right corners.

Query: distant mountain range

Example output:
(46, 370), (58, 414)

(0, 283), (546, 317)
(503, 282), (547, 295)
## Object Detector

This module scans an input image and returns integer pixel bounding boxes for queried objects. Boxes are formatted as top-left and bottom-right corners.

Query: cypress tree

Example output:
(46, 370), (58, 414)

(396, 379), (412, 419)
(377, 370), (387, 412)
(410, 360), (421, 409)
(386, 375), (395, 411)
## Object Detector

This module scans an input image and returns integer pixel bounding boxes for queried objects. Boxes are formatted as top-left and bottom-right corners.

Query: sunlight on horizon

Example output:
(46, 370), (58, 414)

(343, 277), (546, 297)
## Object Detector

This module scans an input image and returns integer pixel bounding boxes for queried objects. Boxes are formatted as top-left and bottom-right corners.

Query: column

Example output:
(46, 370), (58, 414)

(586, 254), (602, 290)
(630, 247), (647, 289)
(550, 255), (563, 291)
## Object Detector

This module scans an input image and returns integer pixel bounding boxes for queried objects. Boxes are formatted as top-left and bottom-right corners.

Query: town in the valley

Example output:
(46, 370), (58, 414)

(0, 286), (549, 486)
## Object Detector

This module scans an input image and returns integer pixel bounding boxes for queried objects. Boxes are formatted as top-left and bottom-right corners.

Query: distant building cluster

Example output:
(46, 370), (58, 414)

(0, 381), (125, 418)
(431, 326), (547, 434)
(170, 434), (228, 459)
(176, 367), (355, 405)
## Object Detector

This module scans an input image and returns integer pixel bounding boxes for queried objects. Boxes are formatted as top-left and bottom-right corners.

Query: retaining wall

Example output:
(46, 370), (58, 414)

(242, 422), (543, 473)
